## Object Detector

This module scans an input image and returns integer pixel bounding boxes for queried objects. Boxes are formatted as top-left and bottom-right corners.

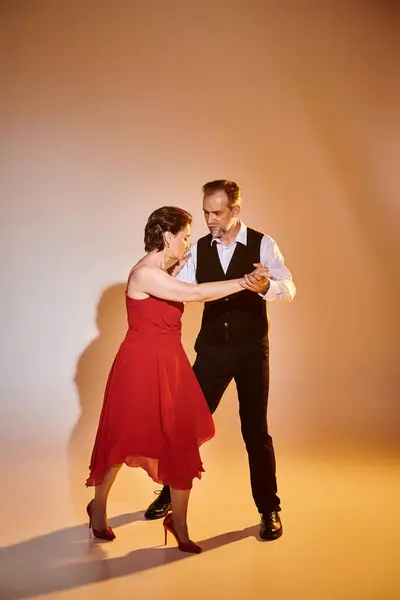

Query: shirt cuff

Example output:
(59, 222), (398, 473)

(263, 279), (280, 300)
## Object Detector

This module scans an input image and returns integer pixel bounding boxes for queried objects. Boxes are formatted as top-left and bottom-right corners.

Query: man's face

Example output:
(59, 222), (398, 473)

(202, 191), (240, 238)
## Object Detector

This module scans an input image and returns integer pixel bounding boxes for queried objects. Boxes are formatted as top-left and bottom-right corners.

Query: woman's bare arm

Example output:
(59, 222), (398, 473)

(128, 265), (253, 303)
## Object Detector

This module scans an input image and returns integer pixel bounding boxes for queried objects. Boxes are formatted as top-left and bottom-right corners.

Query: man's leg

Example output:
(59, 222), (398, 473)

(234, 345), (283, 539)
(144, 348), (233, 520)
(192, 349), (233, 415)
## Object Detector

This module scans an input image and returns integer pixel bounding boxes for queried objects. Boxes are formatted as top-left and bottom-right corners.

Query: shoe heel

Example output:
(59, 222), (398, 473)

(164, 527), (168, 545)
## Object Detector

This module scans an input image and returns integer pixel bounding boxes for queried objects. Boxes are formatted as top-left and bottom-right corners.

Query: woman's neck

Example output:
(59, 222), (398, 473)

(148, 249), (170, 271)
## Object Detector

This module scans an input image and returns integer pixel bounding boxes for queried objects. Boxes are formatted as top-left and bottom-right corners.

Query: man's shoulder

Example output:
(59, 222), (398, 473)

(245, 226), (268, 246)
(247, 225), (265, 236)
(247, 226), (274, 245)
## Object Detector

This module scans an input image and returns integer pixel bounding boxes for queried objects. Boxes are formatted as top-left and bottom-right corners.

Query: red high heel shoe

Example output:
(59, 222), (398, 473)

(163, 514), (202, 554)
(86, 500), (116, 541)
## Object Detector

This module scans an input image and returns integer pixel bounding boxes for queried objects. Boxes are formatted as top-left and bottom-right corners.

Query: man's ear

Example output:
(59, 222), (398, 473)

(232, 205), (241, 219)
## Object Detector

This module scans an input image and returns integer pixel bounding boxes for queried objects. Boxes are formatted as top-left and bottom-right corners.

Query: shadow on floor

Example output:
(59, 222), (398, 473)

(0, 511), (260, 599)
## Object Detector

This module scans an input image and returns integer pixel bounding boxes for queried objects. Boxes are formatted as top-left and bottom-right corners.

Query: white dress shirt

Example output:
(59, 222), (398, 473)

(177, 221), (296, 302)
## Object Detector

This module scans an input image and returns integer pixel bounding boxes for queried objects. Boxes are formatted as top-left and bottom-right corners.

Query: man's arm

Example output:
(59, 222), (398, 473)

(261, 236), (296, 302)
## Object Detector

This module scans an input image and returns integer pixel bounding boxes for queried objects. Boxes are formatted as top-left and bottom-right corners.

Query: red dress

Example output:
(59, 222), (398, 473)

(86, 290), (215, 490)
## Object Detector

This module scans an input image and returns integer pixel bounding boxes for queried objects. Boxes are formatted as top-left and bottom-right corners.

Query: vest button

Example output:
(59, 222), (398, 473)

(224, 322), (228, 327)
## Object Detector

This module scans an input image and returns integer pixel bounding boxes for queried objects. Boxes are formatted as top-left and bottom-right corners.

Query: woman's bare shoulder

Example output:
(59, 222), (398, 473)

(129, 256), (153, 277)
(130, 261), (163, 280)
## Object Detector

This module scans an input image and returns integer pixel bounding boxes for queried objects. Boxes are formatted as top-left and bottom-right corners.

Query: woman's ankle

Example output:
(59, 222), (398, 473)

(171, 517), (189, 541)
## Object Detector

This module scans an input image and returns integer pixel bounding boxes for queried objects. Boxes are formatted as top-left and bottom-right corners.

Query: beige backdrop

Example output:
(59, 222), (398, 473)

(1, 0), (399, 509)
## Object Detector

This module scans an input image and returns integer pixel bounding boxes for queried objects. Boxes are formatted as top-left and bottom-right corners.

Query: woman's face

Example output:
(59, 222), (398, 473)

(167, 224), (191, 260)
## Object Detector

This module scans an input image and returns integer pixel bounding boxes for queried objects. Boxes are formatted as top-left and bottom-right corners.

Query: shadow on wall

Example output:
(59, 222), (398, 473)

(67, 283), (128, 511)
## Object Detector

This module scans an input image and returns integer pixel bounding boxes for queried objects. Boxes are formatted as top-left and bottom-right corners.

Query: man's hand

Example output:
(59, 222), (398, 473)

(167, 250), (191, 278)
(240, 263), (270, 294)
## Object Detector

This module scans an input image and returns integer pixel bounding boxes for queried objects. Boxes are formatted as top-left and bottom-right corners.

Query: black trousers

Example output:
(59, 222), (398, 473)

(193, 343), (280, 513)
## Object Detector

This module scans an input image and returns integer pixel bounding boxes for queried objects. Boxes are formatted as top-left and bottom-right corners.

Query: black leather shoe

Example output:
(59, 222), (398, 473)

(259, 510), (283, 540)
(144, 487), (172, 520)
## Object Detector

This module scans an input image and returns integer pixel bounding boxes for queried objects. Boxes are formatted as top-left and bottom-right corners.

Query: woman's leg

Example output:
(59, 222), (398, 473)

(91, 464), (122, 530)
(170, 488), (191, 543)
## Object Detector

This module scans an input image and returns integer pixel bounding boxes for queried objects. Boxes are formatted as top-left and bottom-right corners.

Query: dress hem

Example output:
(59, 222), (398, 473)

(85, 449), (210, 491)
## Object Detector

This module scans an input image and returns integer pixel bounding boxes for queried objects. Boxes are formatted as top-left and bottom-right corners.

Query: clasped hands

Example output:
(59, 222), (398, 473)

(239, 263), (270, 294)
(168, 253), (270, 294)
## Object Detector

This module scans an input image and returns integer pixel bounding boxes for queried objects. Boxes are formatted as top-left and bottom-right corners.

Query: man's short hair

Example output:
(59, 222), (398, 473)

(202, 180), (241, 208)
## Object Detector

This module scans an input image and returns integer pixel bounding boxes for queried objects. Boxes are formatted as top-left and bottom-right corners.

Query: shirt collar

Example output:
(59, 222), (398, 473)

(210, 220), (248, 247)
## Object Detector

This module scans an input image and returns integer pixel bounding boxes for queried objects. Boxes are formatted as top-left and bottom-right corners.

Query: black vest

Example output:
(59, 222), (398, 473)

(195, 227), (269, 350)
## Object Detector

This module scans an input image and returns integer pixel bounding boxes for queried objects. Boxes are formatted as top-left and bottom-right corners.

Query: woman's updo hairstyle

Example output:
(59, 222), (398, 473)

(144, 206), (192, 252)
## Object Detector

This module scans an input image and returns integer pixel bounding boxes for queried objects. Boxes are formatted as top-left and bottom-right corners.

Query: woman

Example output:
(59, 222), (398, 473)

(85, 206), (268, 553)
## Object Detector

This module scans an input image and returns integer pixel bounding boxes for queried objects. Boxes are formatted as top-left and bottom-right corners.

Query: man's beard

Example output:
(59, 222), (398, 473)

(208, 224), (227, 238)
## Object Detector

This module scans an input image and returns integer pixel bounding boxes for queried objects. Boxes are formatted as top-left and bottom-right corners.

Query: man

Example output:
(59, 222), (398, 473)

(144, 180), (296, 540)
